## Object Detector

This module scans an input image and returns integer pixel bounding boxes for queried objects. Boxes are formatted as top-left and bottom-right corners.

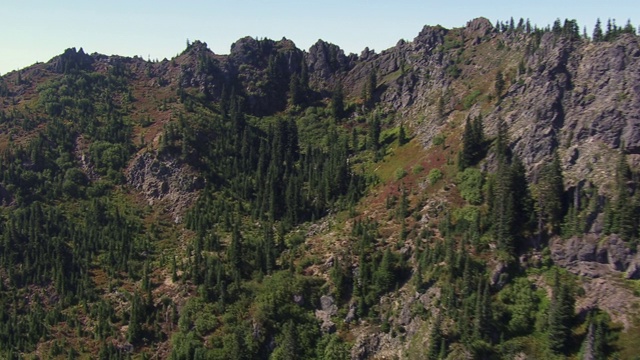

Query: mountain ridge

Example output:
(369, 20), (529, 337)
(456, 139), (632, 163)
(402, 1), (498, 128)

(7, 17), (638, 180)
(1, 16), (640, 359)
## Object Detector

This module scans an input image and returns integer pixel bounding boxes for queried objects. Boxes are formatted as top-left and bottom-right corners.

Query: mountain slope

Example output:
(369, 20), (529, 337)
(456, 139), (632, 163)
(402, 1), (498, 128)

(0, 17), (639, 359)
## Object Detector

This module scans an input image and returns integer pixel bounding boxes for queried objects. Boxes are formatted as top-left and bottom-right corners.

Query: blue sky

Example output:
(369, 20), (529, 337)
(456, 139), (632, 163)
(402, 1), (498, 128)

(2, 0), (638, 75)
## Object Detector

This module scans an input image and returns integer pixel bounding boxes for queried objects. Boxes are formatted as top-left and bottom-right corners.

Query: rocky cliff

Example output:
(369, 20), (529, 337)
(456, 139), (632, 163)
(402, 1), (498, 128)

(165, 18), (640, 195)
(29, 18), (640, 193)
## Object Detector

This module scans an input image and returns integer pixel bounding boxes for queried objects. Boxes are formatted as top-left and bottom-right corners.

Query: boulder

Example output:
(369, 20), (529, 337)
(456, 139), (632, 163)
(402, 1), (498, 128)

(315, 295), (338, 333)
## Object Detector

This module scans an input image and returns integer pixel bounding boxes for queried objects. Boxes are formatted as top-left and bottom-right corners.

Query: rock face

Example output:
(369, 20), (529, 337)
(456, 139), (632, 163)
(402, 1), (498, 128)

(489, 33), (640, 184)
(490, 261), (509, 289)
(550, 235), (640, 329)
(300, 17), (639, 191)
(315, 295), (338, 333)
(70, 17), (637, 192)
(550, 234), (640, 277)
(49, 47), (94, 73)
(349, 287), (441, 360)
(126, 152), (204, 222)
(306, 40), (356, 83)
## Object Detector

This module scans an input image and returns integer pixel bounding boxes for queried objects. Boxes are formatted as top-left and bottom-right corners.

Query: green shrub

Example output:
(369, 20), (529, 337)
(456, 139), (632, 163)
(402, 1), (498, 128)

(395, 167), (407, 180)
(89, 141), (129, 174)
(457, 167), (483, 205)
(462, 90), (482, 110)
(433, 134), (446, 146)
(428, 169), (443, 185)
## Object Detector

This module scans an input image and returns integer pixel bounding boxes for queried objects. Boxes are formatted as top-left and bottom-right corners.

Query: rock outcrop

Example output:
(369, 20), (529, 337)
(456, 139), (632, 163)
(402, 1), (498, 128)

(306, 40), (356, 83)
(126, 152), (204, 223)
(48, 47), (94, 74)
(551, 235), (640, 329)
(67, 16), (637, 192)
(550, 234), (640, 278)
(315, 295), (338, 333)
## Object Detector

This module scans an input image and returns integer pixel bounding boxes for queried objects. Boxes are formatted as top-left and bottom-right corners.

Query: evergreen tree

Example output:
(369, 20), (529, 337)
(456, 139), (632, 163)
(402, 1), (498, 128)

(459, 117), (475, 170)
(369, 113), (381, 152)
(127, 292), (145, 344)
(562, 19), (580, 39)
(374, 248), (395, 295)
(547, 271), (575, 353)
(331, 83), (345, 121)
(288, 74), (303, 106)
(623, 19), (636, 35)
(490, 119), (518, 254)
(398, 122), (407, 146)
(473, 280), (492, 342)
(427, 315), (443, 359)
(552, 18), (562, 35)
(495, 70), (505, 98)
(459, 115), (484, 170)
(608, 151), (637, 242)
(593, 18), (604, 42)
(363, 69), (377, 111)
(535, 152), (564, 236)
(274, 321), (299, 360)
(330, 257), (348, 302)
(583, 310), (613, 360)
(227, 222), (243, 284)
(510, 156), (533, 241)
(604, 19), (615, 41)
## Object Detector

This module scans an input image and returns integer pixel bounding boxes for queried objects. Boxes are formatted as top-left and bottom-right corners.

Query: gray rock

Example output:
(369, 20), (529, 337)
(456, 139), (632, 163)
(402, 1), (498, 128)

(319, 295), (337, 315)
(345, 302), (357, 323)
(551, 235), (599, 267)
(572, 261), (610, 278)
(577, 239), (598, 262)
(307, 40), (355, 81)
(314, 309), (336, 334)
(596, 240), (609, 264)
(463, 17), (494, 38)
(398, 298), (414, 326)
(351, 333), (381, 360)
(601, 235), (631, 271)
(126, 152), (203, 223)
(550, 235), (619, 279)
(315, 295), (337, 333)
(419, 287), (441, 309)
(625, 254), (640, 279)
(490, 261), (509, 289)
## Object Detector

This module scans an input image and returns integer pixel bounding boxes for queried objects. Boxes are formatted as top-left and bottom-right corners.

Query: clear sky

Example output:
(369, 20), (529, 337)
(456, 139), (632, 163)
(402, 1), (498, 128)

(1, 0), (638, 75)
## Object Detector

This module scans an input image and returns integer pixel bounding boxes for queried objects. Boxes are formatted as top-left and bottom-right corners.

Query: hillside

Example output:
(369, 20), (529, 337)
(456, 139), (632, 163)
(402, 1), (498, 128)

(0, 17), (639, 359)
